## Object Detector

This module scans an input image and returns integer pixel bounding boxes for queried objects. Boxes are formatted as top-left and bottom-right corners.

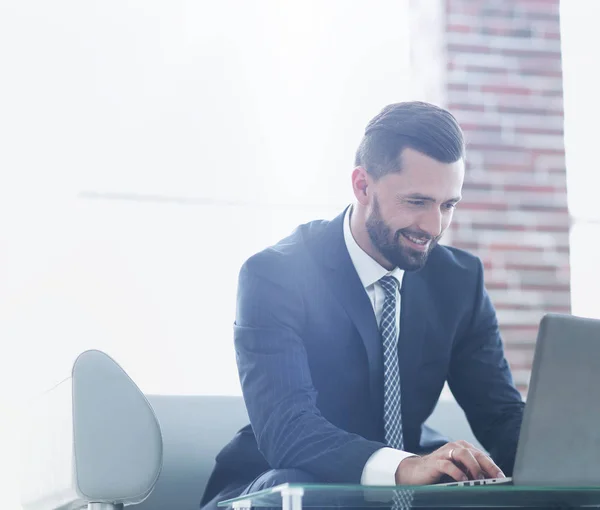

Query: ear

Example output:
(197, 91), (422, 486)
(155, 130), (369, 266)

(351, 166), (370, 206)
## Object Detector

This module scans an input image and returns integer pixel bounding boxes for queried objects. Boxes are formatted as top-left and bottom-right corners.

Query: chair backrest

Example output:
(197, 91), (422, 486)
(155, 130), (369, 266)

(136, 395), (250, 510)
(20, 350), (163, 510)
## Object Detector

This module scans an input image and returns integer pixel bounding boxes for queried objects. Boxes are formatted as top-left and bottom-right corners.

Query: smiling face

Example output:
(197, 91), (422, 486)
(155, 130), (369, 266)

(352, 147), (465, 271)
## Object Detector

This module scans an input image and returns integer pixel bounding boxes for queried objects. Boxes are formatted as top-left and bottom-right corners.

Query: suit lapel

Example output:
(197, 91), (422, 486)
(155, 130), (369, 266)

(306, 210), (384, 412)
(325, 262), (383, 410)
(398, 270), (431, 428)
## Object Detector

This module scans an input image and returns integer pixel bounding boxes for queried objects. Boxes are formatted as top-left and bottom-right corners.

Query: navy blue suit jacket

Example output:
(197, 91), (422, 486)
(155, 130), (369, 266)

(201, 209), (524, 504)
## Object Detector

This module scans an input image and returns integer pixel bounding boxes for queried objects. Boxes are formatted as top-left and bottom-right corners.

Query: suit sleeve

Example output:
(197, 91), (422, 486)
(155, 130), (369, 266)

(447, 257), (525, 476)
(234, 255), (385, 483)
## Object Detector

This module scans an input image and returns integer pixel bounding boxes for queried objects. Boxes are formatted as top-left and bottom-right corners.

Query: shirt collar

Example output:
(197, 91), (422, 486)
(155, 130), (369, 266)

(343, 205), (405, 289)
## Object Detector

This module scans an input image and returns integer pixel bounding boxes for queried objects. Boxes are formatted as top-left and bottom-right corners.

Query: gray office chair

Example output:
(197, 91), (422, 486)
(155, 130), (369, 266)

(20, 350), (163, 510)
(20, 350), (479, 510)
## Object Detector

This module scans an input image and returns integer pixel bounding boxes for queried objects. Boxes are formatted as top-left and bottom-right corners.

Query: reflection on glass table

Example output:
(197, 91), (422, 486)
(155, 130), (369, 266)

(218, 483), (600, 509)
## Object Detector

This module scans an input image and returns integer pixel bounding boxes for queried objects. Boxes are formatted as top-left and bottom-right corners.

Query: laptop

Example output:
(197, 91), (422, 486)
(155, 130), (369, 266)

(439, 313), (600, 487)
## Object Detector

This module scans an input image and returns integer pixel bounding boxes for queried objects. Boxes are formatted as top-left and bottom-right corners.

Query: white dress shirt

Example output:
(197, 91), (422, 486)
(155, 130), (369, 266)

(342, 206), (416, 486)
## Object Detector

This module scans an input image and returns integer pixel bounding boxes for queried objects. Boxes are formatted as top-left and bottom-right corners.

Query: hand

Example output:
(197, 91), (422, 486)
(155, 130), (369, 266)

(395, 440), (506, 486)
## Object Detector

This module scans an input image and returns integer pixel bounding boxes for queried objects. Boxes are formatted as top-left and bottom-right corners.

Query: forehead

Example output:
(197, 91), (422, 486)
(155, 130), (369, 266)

(379, 147), (465, 199)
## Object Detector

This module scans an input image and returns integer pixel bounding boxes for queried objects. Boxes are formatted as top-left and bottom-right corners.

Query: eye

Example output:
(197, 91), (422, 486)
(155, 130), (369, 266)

(407, 200), (425, 207)
(443, 203), (457, 210)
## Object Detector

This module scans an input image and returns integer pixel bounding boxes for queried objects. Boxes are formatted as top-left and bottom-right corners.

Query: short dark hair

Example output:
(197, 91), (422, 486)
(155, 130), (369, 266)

(355, 101), (465, 179)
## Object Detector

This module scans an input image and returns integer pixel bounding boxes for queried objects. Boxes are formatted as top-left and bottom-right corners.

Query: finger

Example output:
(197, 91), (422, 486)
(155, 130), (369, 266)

(451, 447), (484, 480)
(457, 440), (475, 449)
(470, 449), (505, 478)
(436, 459), (469, 482)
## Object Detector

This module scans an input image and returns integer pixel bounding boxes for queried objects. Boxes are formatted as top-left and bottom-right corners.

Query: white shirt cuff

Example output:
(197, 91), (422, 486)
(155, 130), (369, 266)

(361, 447), (418, 486)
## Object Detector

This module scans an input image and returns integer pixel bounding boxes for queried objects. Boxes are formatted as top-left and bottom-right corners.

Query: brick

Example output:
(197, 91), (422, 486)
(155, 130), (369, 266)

(452, 228), (570, 250)
(503, 183), (565, 193)
(460, 65), (508, 75)
(463, 130), (514, 147)
(486, 280), (511, 290)
(447, 12), (559, 35)
(504, 261), (564, 272)
(518, 66), (562, 79)
(448, 43), (561, 60)
(489, 288), (571, 310)
(460, 189), (568, 209)
(500, 323), (541, 333)
(496, 104), (564, 117)
(498, 93), (563, 112)
(465, 168), (568, 188)
(448, 82), (471, 92)
(449, 90), (564, 115)
(520, 133), (566, 150)
(468, 142), (563, 156)
(515, 125), (564, 136)
(458, 201), (508, 211)
(452, 109), (564, 131)
(533, 153), (566, 171)
(450, 52), (522, 71)
(447, 24), (472, 33)
(454, 208), (570, 230)
(516, 203), (568, 213)
(484, 243), (545, 253)
(467, 161), (529, 173)
(449, 241), (481, 252)
(498, 250), (570, 268)
(517, 11), (561, 23)
(506, 268), (567, 287)
(447, 43), (492, 55)
(447, 66), (563, 91)
(470, 222), (527, 232)
(453, 60), (564, 80)
(481, 84), (534, 96)
(448, 102), (487, 112)
(533, 224), (571, 234)
(448, 70), (564, 93)
(446, 31), (562, 52)
(496, 302), (570, 313)
(462, 181), (495, 192)
(539, 30), (561, 40)
(518, 0), (559, 9)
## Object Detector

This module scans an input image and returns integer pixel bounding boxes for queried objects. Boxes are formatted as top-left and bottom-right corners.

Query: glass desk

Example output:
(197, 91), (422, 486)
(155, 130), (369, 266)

(218, 483), (600, 509)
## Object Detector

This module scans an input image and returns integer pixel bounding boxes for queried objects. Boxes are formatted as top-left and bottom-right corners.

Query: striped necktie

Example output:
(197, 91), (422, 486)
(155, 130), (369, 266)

(379, 275), (403, 450)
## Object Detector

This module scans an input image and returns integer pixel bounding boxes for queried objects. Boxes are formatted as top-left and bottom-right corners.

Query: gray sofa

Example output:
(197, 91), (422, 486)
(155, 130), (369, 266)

(139, 395), (481, 510)
(20, 350), (480, 510)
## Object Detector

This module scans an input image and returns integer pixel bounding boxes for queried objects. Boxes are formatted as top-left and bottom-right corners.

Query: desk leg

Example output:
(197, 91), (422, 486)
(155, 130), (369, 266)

(232, 499), (253, 510)
(280, 487), (304, 510)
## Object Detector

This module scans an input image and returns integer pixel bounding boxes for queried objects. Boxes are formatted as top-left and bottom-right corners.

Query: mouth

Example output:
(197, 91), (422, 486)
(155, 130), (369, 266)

(400, 232), (431, 252)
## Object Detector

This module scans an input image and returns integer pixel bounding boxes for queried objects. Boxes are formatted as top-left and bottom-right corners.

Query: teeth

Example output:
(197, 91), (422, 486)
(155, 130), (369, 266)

(404, 234), (428, 245)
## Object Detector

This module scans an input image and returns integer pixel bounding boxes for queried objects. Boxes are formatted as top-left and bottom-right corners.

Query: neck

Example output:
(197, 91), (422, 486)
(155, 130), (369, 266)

(349, 204), (395, 271)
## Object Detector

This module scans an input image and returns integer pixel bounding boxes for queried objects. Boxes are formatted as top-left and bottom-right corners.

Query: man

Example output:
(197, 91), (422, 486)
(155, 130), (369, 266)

(200, 102), (525, 510)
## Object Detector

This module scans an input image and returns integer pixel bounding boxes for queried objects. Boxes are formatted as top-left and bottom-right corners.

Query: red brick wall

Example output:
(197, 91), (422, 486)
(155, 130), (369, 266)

(444, 0), (570, 393)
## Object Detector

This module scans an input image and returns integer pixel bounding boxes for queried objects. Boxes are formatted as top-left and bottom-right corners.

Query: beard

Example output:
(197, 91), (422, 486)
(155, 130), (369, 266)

(365, 197), (440, 271)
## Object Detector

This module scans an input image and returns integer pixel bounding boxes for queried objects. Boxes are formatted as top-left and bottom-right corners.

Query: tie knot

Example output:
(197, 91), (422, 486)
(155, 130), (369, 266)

(379, 275), (398, 297)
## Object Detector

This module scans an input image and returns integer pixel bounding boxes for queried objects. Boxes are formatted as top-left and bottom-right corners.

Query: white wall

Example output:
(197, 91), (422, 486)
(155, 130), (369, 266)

(0, 1), (411, 506)
(560, 1), (600, 320)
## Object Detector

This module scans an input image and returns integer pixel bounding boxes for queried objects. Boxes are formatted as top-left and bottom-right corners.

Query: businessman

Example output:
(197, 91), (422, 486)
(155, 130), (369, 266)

(200, 101), (525, 510)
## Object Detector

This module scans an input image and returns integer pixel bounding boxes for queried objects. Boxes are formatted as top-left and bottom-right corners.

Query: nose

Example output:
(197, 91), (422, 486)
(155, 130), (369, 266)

(419, 208), (443, 238)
